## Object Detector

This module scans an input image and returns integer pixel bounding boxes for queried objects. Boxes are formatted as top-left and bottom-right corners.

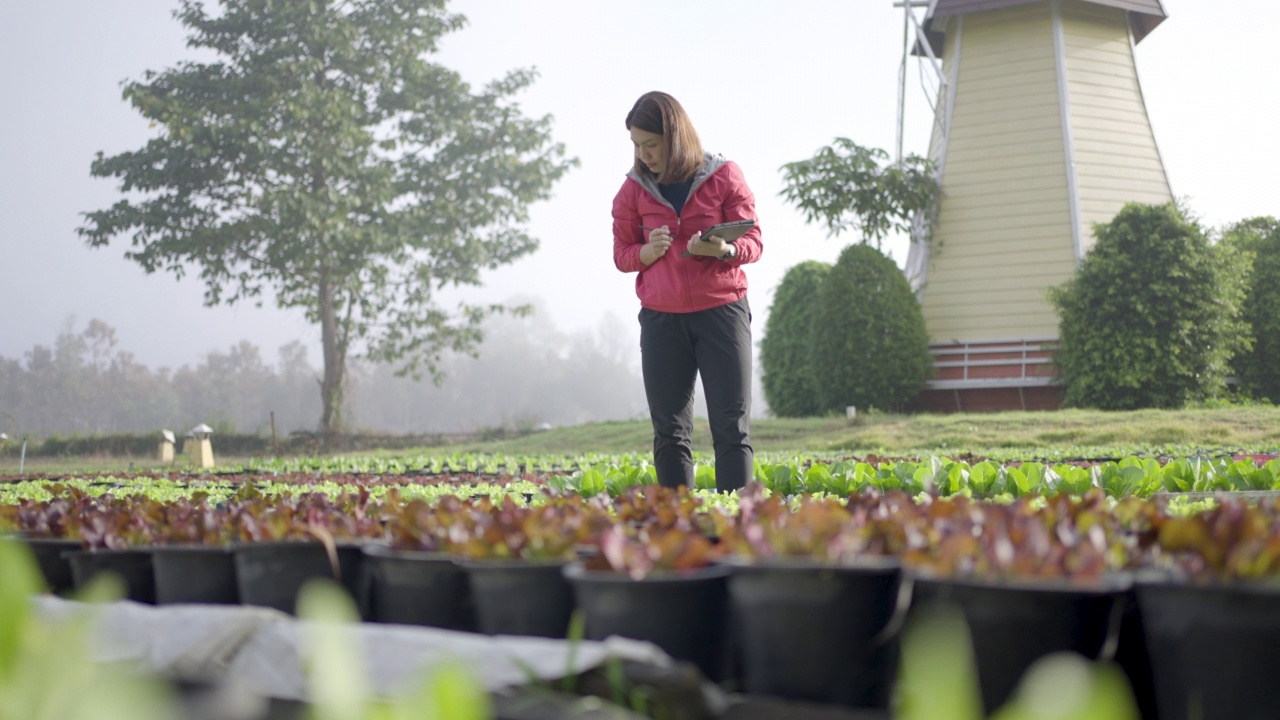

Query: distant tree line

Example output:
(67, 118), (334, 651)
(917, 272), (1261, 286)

(346, 306), (650, 436)
(0, 318), (318, 439)
(0, 306), (649, 440)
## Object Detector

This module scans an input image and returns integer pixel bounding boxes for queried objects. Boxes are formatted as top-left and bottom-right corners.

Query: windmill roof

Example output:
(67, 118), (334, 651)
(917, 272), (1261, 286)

(920, 0), (1167, 53)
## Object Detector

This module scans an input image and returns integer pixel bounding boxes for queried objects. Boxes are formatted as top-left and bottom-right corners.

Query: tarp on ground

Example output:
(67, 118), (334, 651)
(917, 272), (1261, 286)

(32, 596), (672, 703)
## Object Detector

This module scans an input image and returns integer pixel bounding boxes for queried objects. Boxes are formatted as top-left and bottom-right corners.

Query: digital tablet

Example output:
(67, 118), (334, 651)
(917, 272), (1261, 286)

(678, 219), (756, 257)
(701, 219), (755, 244)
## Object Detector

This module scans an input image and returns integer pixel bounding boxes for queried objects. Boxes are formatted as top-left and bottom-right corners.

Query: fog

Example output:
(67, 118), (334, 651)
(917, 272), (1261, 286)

(0, 301), (732, 437)
(1, 0), (1276, 435)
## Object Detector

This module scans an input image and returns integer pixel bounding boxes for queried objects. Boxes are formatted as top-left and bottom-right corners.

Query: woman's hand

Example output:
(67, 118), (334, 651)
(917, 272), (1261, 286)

(640, 225), (673, 266)
(685, 231), (731, 258)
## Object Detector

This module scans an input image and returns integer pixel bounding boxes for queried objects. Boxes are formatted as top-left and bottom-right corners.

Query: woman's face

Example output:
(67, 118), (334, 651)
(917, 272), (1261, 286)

(630, 126), (667, 176)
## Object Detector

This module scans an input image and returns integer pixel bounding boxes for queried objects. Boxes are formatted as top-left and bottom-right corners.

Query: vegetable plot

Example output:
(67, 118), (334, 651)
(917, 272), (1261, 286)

(6, 453), (1278, 507)
(7, 474), (1280, 720)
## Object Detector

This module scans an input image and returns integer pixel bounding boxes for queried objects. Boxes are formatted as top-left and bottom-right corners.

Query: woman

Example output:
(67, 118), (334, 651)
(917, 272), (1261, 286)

(612, 91), (763, 492)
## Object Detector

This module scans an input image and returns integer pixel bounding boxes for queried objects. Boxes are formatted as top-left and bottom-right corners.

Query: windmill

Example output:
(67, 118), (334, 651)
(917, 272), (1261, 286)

(898, 0), (1172, 411)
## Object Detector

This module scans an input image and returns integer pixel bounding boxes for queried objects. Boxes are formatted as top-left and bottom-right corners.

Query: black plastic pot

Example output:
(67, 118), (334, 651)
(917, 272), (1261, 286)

(563, 562), (731, 682)
(1113, 587), (1158, 720)
(234, 541), (347, 614)
(910, 573), (1129, 715)
(460, 558), (575, 638)
(151, 545), (239, 605)
(723, 556), (903, 708)
(334, 542), (370, 620)
(362, 544), (472, 630)
(1136, 579), (1280, 720)
(65, 548), (157, 604)
(20, 536), (81, 594)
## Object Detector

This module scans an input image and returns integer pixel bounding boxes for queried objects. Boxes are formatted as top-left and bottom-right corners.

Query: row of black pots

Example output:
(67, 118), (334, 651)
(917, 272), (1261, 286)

(22, 537), (366, 613)
(17, 536), (570, 637)
(582, 558), (904, 704)
(908, 574), (1280, 720)
(565, 559), (1120, 712)
(558, 561), (1280, 720)
(914, 573), (1135, 716)
(19, 534), (1280, 719)
(360, 547), (577, 637)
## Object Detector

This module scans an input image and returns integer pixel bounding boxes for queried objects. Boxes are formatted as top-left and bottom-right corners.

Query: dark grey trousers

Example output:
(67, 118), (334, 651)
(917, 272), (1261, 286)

(639, 296), (754, 492)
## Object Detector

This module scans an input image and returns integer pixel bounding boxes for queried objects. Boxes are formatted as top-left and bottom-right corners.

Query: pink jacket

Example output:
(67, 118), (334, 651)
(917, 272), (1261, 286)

(612, 154), (763, 313)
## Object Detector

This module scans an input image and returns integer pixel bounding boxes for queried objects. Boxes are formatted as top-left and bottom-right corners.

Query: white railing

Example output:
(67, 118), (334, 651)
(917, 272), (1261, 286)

(927, 336), (1060, 390)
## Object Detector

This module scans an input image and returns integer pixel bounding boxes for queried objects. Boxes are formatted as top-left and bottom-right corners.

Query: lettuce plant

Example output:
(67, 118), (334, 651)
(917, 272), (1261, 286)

(587, 525), (723, 581)
(437, 496), (609, 561)
(609, 484), (727, 539)
(1147, 497), (1280, 581)
(226, 486), (382, 544)
(721, 484), (919, 563)
(902, 491), (1140, 582)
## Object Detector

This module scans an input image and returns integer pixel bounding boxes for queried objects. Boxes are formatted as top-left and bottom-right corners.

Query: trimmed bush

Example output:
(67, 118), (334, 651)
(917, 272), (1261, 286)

(1222, 217), (1280, 401)
(1048, 202), (1249, 410)
(807, 244), (932, 413)
(761, 261), (832, 417)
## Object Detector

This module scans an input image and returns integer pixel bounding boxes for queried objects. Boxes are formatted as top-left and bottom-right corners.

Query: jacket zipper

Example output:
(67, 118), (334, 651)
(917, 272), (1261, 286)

(677, 214), (694, 310)
(655, 193), (692, 310)
(642, 169), (719, 311)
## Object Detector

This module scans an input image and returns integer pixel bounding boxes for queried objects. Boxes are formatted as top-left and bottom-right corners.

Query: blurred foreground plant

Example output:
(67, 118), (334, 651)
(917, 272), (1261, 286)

(0, 539), (177, 720)
(297, 578), (492, 720)
(897, 605), (1139, 720)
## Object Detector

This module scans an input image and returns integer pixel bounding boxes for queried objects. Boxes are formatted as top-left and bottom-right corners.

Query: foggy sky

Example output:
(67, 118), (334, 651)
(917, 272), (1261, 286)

(1, 0), (1276, 372)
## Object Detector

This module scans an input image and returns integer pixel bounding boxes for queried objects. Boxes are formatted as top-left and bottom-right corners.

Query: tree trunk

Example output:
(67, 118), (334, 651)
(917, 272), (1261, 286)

(318, 275), (345, 440)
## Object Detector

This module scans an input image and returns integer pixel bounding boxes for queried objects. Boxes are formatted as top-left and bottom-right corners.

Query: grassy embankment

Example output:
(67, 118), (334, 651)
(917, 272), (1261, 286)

(439, 406), (1280, 458)
(3, 406), (1279, 475)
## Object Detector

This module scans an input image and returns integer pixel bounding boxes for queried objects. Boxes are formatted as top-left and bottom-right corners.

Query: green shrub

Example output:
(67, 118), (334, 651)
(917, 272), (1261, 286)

(1221, 217), (1280, 401)
(807, 244), (932, 413)
(761, 260), (832, 417)
(1048, 202), (1249, 409)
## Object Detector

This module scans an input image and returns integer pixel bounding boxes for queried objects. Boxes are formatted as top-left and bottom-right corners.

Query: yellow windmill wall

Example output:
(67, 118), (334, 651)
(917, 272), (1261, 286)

(923, 1), (1077, 342)
(1061, 0), (1172, 253)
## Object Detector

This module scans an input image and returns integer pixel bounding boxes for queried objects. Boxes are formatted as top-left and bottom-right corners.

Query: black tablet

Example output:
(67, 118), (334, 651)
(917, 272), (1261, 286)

(679, 219), (756, 257)
(702, 219), (755, 244)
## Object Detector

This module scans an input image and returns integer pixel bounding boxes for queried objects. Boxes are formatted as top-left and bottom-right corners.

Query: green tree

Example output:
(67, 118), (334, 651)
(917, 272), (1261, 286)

(775, 138), (937, 414)
(1221, 216), (1280, 400)
(760, 260), (831, 417)
(80, 0), (575, 437)
(1048, 202), (1249, 409)
(808, 244), (933, 413)
(779, 138), (938, 247)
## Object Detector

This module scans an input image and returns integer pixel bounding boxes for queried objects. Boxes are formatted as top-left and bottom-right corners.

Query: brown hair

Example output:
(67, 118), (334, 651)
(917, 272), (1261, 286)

(625, 91), (703, 184)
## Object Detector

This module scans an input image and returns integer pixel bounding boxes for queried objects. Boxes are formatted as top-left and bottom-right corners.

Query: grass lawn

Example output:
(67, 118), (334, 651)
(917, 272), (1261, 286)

(4, 406), (1279, 475)
(442, 406), (1280, 458)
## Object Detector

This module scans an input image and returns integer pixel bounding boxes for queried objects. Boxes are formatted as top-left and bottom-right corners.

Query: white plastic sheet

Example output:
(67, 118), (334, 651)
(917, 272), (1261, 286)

(32, 596), (671, 702)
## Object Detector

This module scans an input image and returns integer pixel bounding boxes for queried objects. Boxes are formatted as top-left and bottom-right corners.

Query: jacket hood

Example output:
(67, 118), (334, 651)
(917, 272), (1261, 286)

(626, 152), (728, 208)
